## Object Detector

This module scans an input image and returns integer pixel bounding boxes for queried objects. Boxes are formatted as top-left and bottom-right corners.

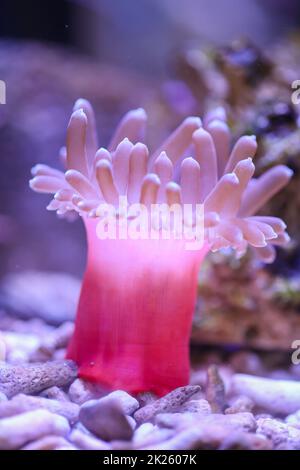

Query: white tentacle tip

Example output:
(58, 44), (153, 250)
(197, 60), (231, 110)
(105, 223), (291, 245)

(28, 178), (35, 189)
(143, 173), (160, 186)
(205, 107), (227, 125)
(235, 157), (255, 171)
(130, 108), (147, 120)
(282, 167), (294, 179)
(166, 181), (180, 190)
(30, 165), (39, 176)
(224, 172), (239, 185)
(192, 127), (210, 141)
(181, 156), (200, 170)
(206, 119), (229, 132)
(73, 98), (90, 110)
(183, 116), (202, 129)
(65, 169), (76, 179)
(70, 108), (87, 123)
(95, 158), (111, 171)
(95, 147), (112, 162)
(117, 137), (134, 148)
(134, 142), (148, 151)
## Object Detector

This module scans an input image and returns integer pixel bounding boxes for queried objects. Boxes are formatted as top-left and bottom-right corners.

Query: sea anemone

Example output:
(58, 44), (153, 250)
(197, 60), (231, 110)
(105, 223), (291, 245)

(30, 99), (291, 395)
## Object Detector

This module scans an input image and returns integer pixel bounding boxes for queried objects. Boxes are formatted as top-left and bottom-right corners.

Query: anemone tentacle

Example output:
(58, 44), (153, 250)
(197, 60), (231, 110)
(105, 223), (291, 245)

(30, 100), (292, 261)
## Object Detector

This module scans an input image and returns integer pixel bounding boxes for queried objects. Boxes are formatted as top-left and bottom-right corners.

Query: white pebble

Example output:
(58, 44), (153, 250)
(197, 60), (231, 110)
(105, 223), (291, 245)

(104, 390), (139, 415)
(0, 409), (70, 450)
(231, 374), (300, 415)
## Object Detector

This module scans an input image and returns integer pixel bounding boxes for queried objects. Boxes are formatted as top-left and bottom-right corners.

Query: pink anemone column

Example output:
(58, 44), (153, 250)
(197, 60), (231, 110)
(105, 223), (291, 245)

(67, 218), (209, 395)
